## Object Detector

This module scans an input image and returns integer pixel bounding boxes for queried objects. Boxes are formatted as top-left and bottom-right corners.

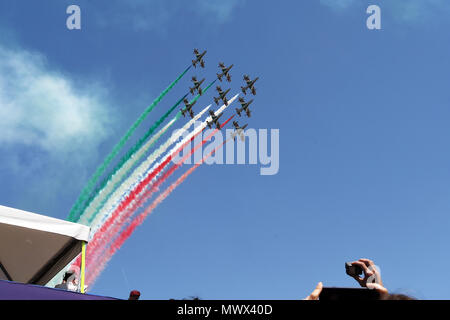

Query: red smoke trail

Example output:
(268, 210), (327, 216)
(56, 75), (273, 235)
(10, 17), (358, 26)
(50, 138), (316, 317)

(72, 118), (210, 269)
(80, 116), (233, 276)
(86, 116), (233, 274)
(86, 124), (233, 286)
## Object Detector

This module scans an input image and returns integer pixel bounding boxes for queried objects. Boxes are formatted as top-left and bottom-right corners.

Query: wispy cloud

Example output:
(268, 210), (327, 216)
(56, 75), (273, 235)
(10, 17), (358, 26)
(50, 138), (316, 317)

(0, 45), (111, 154)
(194, 0), (244, 23)
(93, 0), (245, 31)
(319, 0), (450, 23)
(0, 43), (114, 210)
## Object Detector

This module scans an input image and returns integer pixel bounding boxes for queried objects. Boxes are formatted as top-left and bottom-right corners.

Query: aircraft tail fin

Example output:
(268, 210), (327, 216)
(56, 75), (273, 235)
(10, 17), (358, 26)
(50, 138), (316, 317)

(217, 73), (223, 81)
(236, 108), (242, 116)
(241, 86), (247, 95)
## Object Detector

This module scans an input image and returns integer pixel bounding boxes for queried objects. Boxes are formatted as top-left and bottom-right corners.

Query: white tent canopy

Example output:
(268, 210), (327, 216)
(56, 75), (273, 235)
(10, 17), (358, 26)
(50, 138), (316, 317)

(0, 205), (90, 286)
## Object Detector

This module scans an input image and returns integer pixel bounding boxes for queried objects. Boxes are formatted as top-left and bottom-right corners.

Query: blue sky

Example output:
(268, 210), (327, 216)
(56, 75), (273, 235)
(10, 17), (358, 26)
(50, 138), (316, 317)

(1, 0), (450, 299)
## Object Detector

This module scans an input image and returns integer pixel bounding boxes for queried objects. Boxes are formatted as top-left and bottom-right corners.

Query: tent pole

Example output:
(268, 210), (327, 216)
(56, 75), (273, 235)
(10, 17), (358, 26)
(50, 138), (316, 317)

(80, 241), (86, 293)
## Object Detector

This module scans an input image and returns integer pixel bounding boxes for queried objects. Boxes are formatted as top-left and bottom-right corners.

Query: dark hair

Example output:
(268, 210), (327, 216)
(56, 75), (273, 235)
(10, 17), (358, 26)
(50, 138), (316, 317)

(382, 293), (416, 300)
(63, 271), (74, 282)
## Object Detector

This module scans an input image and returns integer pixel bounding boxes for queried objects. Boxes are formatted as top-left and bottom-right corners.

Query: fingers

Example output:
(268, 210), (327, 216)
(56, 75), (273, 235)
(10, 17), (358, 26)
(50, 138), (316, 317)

(304, 282), (323, 300)
(351, 275), (365, 287)
(350, 261), (375, 288)
(311, 282), (323, 299)
(366, 282), (387, 292)
(366, 282), (388, 298)
(352, 261), (373, 275)
(358, 258), (383, 285)
(359, 258), (375, 268)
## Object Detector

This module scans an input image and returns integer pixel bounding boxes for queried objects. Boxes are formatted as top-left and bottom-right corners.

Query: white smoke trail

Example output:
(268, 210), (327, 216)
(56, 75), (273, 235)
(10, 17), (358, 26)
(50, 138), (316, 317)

(89, 95), (238, 235)
(78, 110), (180, 225)
(87, 137), (232, 286)
(88, 103), (210, 234)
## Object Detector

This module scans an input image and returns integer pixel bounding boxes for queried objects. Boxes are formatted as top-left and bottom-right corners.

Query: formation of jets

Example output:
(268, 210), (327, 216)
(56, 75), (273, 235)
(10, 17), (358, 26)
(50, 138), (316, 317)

(231, 121), (248, 142)
(217, 62), (233, 82)
(236, 97), (253, 118)
(192, 49), (206, 68)
(189, 76), (205, 96)
(206, 110), (224, 130)
(187, 49), (259, 139)
(213, 86), (231, 106)
(181, 98), (196, 119)
(241, 75), (259, 95)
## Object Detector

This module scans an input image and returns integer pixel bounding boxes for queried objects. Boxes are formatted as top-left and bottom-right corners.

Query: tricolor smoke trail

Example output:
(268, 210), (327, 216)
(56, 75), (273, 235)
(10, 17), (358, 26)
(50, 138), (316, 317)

(76, 94), (187, 224)
(78, 81), (215, 226)
(81, 103), (211, 249)
(86, 97), (235, 253)
(83, 115), (234, 271)
(88, 94), (239, 234)
(50, 98), (203, 286)
(86, 131), (233, 286)
(67, 65), (191, 222)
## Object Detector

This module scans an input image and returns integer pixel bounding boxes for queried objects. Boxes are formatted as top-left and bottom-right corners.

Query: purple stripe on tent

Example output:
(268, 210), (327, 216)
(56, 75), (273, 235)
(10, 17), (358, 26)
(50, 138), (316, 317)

(0, 279), (118, 300)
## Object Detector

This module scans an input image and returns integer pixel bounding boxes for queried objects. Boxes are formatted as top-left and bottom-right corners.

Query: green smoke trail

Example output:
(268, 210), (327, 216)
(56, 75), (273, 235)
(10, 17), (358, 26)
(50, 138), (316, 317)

(75, 94), (187, 222)
(79, 80), (216, 225)
(67, 65), (191, 222)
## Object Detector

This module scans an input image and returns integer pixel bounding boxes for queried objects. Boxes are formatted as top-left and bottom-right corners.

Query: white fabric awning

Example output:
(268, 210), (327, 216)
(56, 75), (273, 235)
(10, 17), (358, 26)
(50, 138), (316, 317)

(0, 205), (90, 286)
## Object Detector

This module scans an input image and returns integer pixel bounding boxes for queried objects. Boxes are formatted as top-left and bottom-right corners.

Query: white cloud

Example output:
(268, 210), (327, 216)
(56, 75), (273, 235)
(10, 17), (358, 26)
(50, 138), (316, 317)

(0, 44), (114, 209)
(0, 45), (111, 154)
(194, 0), (244, 23)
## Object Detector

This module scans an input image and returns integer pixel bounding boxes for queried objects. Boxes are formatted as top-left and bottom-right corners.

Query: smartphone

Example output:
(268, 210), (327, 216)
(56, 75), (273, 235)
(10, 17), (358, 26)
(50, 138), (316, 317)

(345, 262), (363, 278)
(319, 287), (380, 300)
